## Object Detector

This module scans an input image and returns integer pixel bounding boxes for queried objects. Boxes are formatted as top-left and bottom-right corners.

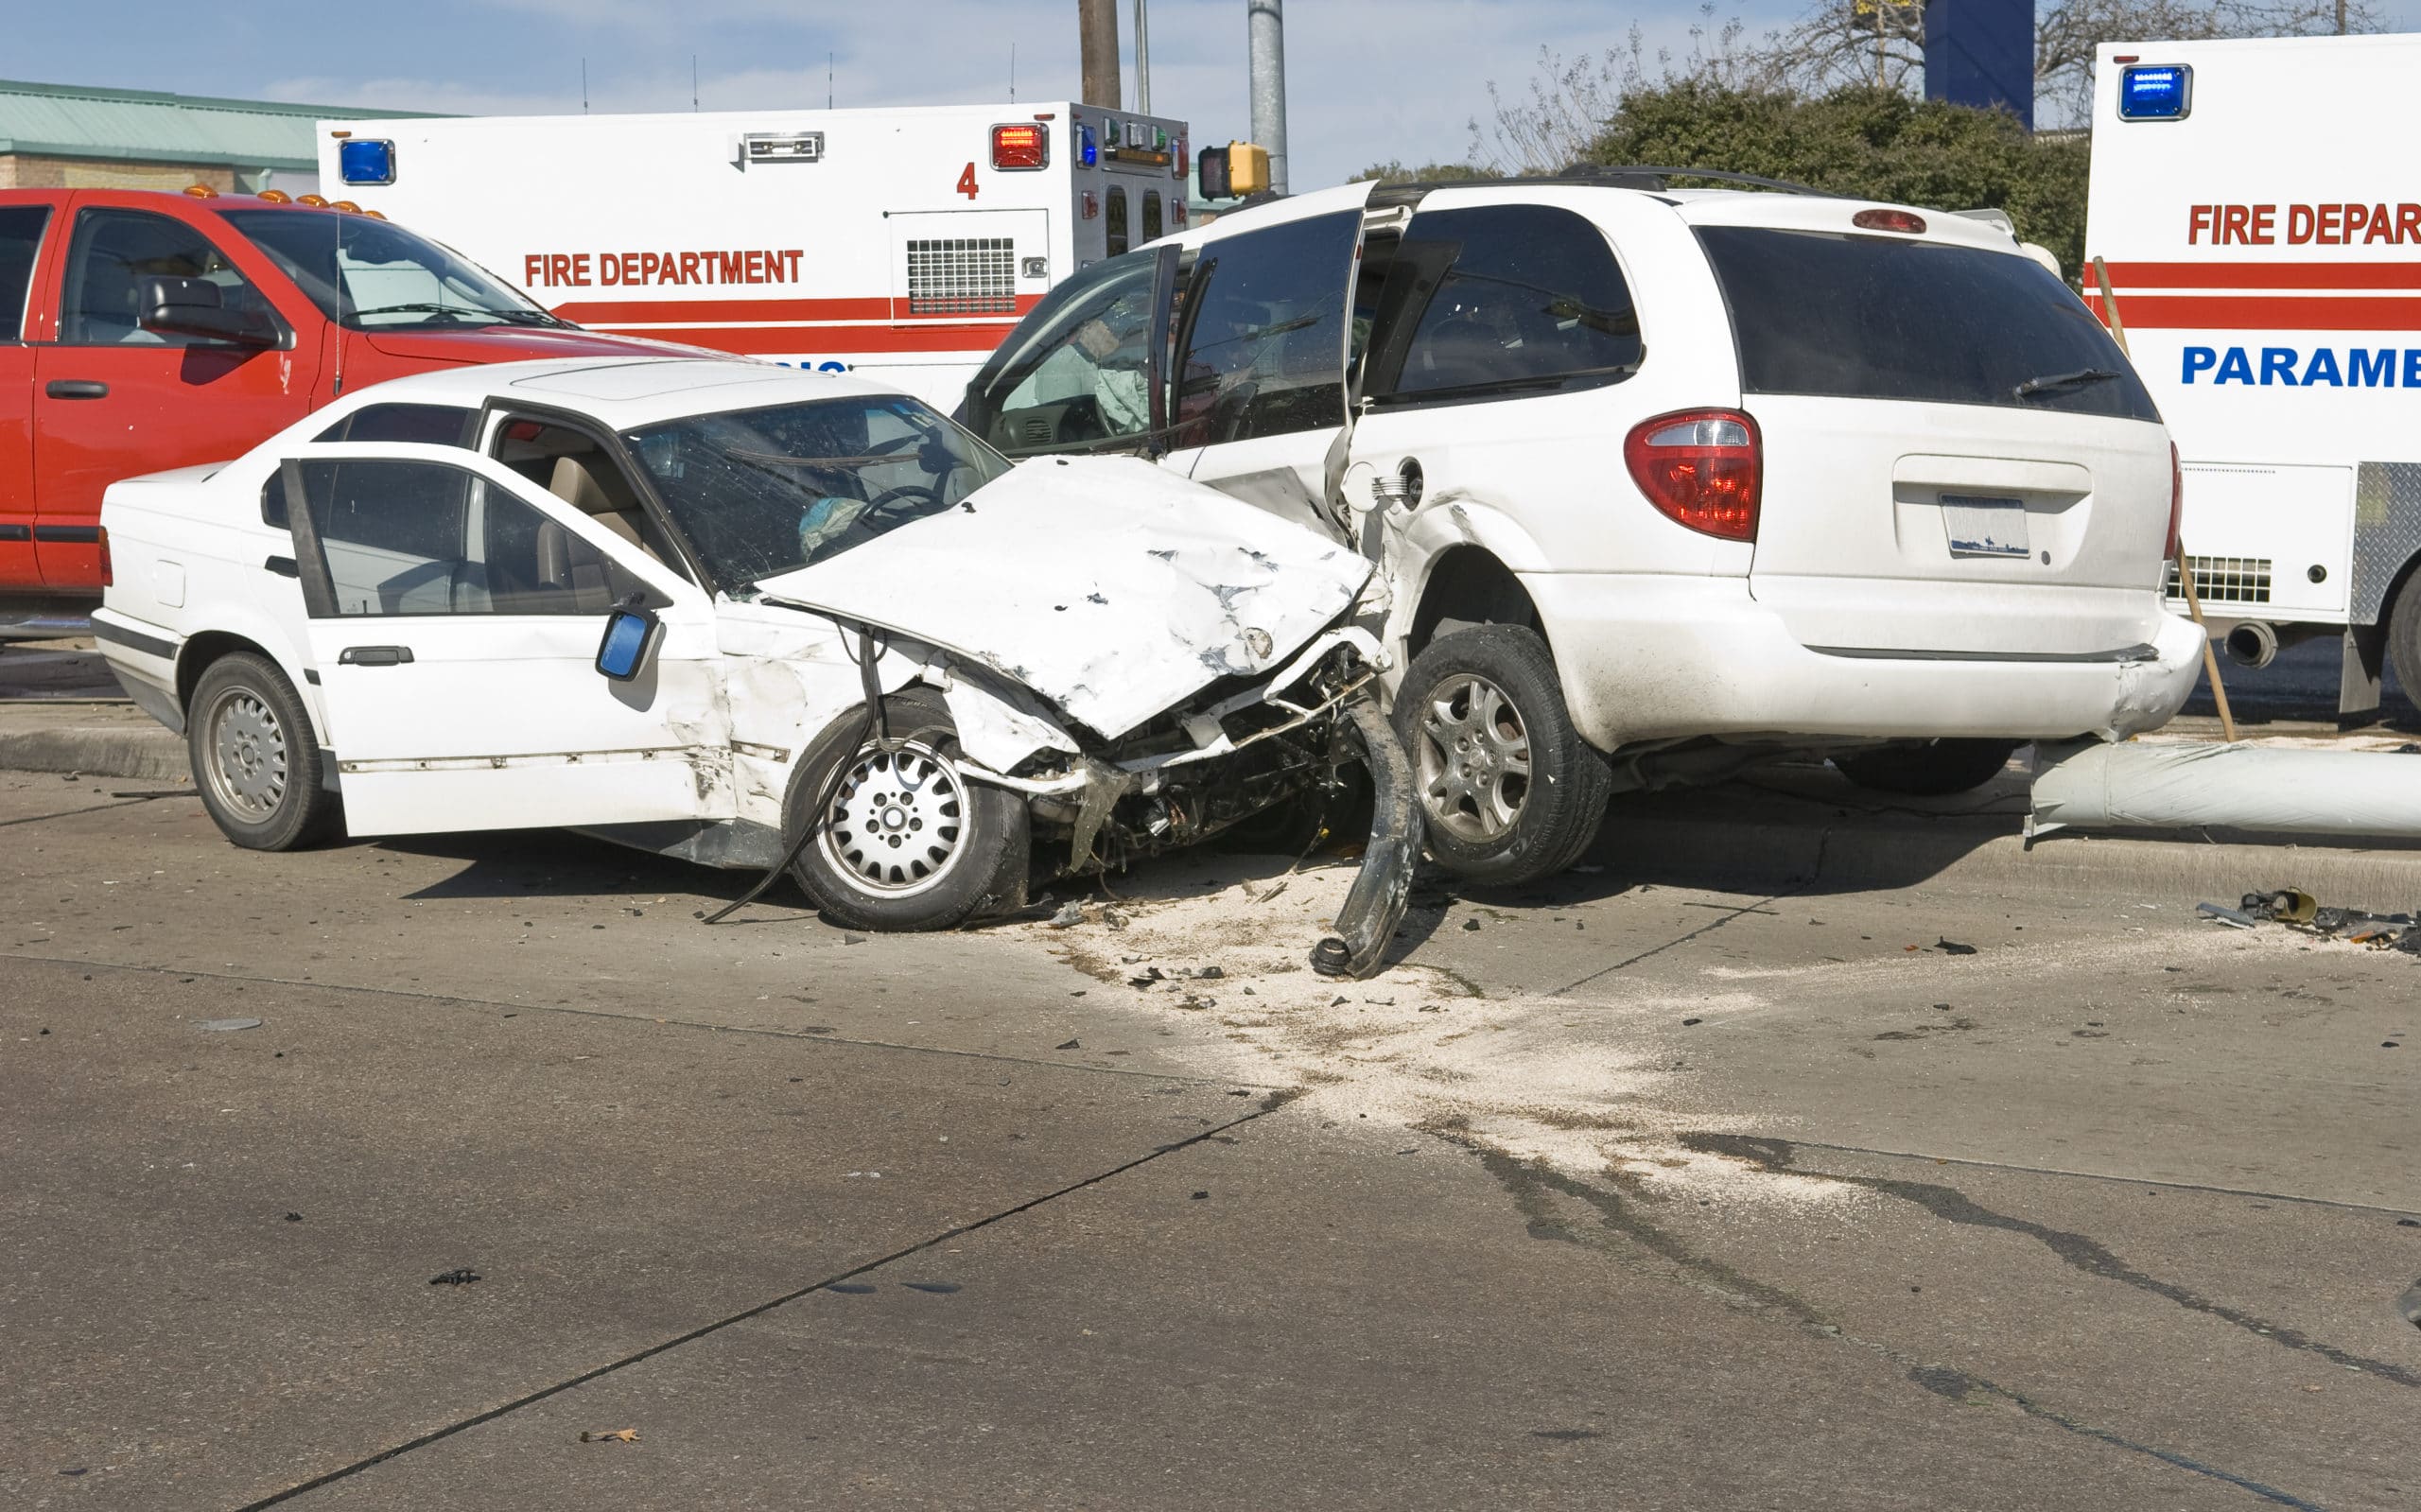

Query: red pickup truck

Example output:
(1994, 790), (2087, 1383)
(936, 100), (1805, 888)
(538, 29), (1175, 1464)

(1, 186), (701, 630)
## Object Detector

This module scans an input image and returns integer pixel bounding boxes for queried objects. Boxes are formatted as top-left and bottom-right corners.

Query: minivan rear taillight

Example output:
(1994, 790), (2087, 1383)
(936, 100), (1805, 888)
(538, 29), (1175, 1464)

(1624, 409), (1761, 541)
(2165, 441), (2185, 560)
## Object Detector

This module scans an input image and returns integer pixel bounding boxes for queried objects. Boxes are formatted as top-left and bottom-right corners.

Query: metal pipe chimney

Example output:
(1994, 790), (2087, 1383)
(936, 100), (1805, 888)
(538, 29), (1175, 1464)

(1080, 0), (1121, 109)
(1247, 0), (1289, 194)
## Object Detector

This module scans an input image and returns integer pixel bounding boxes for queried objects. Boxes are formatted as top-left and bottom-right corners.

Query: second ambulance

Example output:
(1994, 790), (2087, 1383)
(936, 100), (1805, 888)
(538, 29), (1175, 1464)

(2086, 33), (2421, 711)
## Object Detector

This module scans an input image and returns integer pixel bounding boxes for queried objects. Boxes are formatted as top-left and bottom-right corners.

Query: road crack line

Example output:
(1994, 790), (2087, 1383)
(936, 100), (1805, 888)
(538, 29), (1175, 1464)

(233, 1090), (1299, 1510)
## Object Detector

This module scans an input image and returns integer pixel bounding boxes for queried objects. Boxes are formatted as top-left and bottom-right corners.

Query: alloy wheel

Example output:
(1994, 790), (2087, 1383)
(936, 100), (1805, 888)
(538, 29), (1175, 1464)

(1414, 673), (1532, 843)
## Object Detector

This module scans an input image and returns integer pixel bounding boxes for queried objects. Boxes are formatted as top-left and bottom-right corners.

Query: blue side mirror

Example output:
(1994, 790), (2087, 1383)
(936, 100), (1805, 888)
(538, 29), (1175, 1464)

(595, 603), (661, 681)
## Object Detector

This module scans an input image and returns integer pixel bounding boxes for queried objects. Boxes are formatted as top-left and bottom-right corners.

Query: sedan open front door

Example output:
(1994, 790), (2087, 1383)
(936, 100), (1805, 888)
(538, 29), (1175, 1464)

(279, 441), (728, 835)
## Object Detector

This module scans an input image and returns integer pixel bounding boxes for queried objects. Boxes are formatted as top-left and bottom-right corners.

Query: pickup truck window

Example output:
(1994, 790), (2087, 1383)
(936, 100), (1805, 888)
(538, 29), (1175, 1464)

(289, 459), (639, 617)
(0, 205), (49, 342)
(223, 209), (559, 332)
(60, 209), (276, 347)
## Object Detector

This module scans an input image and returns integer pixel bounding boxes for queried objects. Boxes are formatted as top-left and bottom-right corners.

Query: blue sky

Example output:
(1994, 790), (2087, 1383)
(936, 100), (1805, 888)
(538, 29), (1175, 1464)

(9, 1), (2419, 189)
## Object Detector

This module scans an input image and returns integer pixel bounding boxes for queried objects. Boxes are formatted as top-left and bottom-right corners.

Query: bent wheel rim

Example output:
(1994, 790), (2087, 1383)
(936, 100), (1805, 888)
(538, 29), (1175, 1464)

(203, 686), (290, 822)
(1414, 672), (1532, 844)
(817, 739), (970, 899)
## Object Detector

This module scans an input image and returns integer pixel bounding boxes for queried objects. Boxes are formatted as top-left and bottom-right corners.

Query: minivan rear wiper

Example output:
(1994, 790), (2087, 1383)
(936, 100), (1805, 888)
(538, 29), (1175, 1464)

(2012, 367), (2119, 399)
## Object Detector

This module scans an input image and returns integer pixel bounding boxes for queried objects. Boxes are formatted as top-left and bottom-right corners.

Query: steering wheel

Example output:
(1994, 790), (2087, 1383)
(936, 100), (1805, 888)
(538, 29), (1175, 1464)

(863, 482), (944, 513)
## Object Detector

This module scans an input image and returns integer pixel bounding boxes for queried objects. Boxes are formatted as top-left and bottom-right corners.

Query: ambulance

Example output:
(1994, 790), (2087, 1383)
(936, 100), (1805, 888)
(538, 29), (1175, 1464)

(315, 101), (1192, 408)
(2084, 33), (2421, 713)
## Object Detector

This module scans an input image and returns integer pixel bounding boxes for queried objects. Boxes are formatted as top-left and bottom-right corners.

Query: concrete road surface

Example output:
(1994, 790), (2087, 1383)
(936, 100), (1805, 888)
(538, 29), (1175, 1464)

(2, 769), (2414, 1510)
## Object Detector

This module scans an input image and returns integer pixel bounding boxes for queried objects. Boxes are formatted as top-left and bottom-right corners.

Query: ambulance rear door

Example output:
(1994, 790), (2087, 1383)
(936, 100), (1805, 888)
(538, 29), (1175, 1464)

(880, 207), (1052, 408)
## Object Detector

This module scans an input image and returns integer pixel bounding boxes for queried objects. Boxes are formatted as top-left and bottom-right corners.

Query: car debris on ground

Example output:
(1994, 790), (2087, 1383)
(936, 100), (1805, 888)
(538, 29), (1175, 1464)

(2199, 888), (2421, 951)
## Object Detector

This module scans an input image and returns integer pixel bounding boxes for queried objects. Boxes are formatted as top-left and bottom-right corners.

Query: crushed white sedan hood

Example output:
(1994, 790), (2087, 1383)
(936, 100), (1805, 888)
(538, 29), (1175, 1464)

(753, 455), (1369, 739)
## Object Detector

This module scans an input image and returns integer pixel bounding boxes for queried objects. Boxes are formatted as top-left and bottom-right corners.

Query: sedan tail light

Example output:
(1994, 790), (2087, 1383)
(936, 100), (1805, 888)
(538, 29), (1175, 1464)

(2165, 441), (2185, 560)
(1623, 409), (1761, 541)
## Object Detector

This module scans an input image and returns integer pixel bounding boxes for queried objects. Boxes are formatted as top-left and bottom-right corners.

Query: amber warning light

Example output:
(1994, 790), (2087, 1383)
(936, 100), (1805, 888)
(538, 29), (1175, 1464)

(991, 123), (1048, 171)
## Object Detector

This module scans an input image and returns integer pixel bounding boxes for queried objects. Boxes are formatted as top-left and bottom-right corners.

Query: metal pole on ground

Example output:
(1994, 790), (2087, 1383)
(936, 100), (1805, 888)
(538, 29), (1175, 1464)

(2094, 255), (2235, 742)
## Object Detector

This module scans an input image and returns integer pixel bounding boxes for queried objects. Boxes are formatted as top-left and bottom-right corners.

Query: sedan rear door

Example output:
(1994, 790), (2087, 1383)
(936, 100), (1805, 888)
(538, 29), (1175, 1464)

(278, 441), (727, 835)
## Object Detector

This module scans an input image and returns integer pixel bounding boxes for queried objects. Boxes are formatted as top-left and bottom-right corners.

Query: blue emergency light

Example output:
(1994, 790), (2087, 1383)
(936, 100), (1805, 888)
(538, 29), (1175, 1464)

(337, 138), (396, 185)
(1079, 122), (1097, 167)
(2117, 64), (2192, 122)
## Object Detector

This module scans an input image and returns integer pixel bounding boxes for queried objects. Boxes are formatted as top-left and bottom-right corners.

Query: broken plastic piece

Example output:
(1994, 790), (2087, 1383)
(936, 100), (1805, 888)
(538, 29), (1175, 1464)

(1312, 700), (1422, 980)
(2196, 901), (2257, 929)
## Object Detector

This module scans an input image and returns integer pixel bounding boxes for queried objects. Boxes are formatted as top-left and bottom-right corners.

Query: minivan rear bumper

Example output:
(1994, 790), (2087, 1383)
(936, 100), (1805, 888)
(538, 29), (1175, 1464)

(1521, 573), (2203, 750)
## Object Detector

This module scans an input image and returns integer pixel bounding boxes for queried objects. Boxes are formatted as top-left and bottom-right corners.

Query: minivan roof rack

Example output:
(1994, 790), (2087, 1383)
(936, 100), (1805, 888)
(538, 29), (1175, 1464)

(1542, 165), (1835, 196)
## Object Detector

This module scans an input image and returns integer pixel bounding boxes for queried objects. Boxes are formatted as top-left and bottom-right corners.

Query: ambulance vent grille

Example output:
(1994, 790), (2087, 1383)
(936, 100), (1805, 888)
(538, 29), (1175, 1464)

(2166, 555), (2272, 604)
(905, 237), (1017, 316)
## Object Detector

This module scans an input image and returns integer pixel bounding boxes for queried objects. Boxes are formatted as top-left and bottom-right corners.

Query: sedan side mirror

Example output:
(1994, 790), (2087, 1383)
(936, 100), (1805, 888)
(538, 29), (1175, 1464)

(138, 275), (282, 347)
(595, 600), (662, 681)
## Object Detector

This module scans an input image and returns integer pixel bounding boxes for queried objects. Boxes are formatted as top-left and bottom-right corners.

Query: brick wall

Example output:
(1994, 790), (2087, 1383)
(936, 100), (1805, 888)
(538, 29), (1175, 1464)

(0, 154), (237, 192)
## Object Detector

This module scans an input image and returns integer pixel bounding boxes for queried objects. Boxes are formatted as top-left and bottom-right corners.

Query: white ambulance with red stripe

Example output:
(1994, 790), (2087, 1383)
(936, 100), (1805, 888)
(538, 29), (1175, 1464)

(315, 101), (1190, 410)
(2085, 33), (2421, 711)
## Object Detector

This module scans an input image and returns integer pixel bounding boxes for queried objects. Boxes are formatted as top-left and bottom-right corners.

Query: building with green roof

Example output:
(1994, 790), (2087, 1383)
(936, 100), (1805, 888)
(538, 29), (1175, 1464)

(0, 78), (439, 195)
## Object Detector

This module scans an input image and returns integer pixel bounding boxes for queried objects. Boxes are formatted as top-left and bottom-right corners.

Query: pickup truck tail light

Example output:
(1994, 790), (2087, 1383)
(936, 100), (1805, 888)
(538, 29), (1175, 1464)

(95, 527), (113, 588)
(2165, 441), (2184, 560)
(1624, 409), (1761, 542)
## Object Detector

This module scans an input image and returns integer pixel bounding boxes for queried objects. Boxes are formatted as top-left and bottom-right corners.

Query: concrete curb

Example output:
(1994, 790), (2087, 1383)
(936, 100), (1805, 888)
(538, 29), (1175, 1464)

(0, 703), (189, 784)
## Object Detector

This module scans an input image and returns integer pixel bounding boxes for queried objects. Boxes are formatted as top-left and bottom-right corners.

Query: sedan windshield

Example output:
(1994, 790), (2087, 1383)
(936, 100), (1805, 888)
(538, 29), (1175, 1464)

(221, 209), (561, 331)
(623, 396), (1012, 589)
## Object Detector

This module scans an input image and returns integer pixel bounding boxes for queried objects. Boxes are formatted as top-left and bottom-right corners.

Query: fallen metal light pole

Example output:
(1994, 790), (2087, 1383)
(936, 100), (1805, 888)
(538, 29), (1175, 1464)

(2029, 739), (2421, 840)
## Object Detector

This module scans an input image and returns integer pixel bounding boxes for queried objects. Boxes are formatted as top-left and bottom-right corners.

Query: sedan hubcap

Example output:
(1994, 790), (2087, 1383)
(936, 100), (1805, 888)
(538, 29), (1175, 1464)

(1415, 673), (1531, 843)
(819, 739), (968, 897)
(206, 689), (289, 821)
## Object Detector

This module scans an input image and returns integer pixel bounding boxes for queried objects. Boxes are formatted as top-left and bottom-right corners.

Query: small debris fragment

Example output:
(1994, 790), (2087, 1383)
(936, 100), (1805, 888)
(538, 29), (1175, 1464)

(902, 1280), (961, 1295)
(1934, 938), (1978, 956)
(2197, 902), (2257, 929)
(1103, 909), (1129, 930)
(844, 932), (868, 946)
(1177, 994), (1215, 1010)
(199, 1017), (262, 1033)
(1046, 902), (1087, 929)
(284, 1212), (303, 1223)
(1128, 966), (1165, 989)
(1681, 1017), (1703, 1026)
(1330, 995), (1348, 1007)
(1192, 1190), (1210, 1200)
(1054, 1038), (1081, 1051)
(427, 1268), (481, 1286)
(2398, 1218), (2419, 1227)
(1195, 965), (1224, 980)
(579, 1429), (640, 1444)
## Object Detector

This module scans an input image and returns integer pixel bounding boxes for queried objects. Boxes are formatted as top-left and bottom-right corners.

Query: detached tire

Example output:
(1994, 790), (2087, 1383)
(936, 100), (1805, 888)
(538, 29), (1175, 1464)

(1833, 739), (2020, 797)
(187, 652), (340, 851)
(1393, 625), (1611, 887)
(787, 686), (1028, 931)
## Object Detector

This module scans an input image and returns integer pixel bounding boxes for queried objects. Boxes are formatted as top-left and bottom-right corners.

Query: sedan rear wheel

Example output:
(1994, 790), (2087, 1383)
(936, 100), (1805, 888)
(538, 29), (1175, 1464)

(187, 652), (340, 851)
(1394, 626), (1611, 886)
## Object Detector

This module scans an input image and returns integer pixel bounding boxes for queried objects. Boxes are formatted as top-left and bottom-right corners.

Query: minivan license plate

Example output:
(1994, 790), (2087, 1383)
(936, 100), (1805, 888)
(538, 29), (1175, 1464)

(1941, 495), (2029, 559)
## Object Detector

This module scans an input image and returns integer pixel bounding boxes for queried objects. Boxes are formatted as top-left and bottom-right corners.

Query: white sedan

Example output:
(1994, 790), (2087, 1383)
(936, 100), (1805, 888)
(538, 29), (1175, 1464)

(93, 358), (1415, 973)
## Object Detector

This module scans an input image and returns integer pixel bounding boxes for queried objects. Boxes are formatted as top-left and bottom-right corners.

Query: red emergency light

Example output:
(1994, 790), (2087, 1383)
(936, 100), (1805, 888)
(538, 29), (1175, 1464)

(991, 123), (1049, 171)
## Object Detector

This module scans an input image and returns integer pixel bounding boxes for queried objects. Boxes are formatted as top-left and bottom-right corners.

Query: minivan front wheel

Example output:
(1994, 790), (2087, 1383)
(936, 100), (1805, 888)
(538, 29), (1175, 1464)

(1394, 626), (1611, 886)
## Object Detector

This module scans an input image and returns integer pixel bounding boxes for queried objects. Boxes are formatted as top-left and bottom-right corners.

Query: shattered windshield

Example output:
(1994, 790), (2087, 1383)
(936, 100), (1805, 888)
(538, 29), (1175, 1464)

(222, 209), (561, 331)
(623, 396), (1012, 589)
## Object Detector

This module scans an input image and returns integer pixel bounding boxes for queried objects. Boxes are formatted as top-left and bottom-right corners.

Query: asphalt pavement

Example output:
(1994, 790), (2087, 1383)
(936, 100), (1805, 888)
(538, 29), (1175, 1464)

(3, 751), (2415, 1510)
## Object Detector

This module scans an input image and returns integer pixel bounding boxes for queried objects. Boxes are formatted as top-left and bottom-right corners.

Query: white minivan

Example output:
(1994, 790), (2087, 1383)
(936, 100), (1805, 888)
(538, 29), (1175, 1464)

(961, 172), (2204, 884)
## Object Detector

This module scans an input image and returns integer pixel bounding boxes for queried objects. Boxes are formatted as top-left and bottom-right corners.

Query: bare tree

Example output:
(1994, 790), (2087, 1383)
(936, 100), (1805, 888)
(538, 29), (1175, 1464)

(2034, 0), (2377, 123)
(1468, 0), (2385, 170)
(1467, 6), (1769, 173)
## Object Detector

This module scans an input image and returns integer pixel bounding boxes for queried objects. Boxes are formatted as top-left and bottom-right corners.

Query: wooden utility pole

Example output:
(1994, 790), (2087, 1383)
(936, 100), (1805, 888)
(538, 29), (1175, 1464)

(1079, 0), (1122, 108)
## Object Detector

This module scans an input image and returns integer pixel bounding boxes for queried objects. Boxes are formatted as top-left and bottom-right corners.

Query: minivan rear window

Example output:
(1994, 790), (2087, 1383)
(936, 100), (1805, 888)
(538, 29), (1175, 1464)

(1698, 227), (2159, 422)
